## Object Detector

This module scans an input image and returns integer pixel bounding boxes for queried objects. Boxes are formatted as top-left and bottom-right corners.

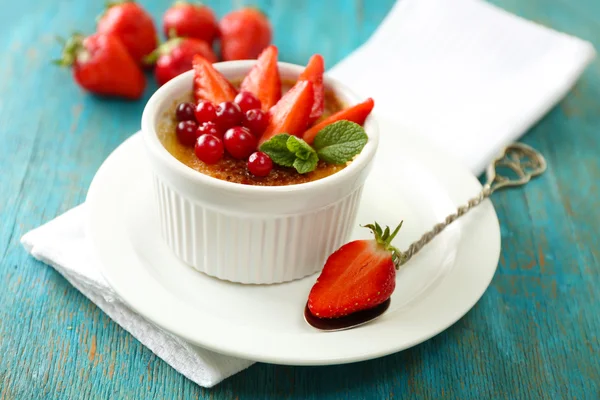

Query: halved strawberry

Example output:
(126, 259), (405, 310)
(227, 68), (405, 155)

(193, 55), (238, 104)
(240, 45), (281, 111)
(258, 80), (314, 146)
(307, 222), (402, 319)
(298, 54), (324, 125)
(303, 98), (374, 144)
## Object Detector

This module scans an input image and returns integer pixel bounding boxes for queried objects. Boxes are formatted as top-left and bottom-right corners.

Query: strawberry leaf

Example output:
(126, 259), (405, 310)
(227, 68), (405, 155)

(362, 221), (404, 268)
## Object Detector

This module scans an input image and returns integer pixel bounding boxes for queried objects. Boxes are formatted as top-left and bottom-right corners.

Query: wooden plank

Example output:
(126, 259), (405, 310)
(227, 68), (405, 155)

(0, 0), (598, 398)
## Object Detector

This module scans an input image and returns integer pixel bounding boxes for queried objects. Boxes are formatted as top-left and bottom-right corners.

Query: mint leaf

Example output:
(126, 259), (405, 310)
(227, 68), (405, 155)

(313, 121), (368, 164)
(259, 134), (320, 174)
(287, 136), (314, 160)
(293, 152), (319, 174)
(287, 136), (319, 173)
(259, 134), (295, 167)
(296, 149), (312, 160)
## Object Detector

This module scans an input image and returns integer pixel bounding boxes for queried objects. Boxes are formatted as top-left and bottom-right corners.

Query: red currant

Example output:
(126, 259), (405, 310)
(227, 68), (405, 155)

(194, 100), (217, 124)
(197, 121), (222, 138)
(176, 120), (199, 146)
(234, 91), (261, 113)
(242, 109), (269, 136)
(223, 126), (257, 159)
(176, 102), (196, 122)
(195, 134), (224, 164)
(248, 151), (273, 177)
(215, 101), (243, 130)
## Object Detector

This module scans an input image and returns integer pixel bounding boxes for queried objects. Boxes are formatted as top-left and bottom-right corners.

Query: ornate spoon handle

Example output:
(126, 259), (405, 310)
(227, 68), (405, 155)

(397, 142), (547, 267)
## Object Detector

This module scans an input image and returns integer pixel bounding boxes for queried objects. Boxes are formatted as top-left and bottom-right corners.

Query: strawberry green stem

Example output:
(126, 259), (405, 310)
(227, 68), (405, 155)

(53, 33), (85, 67)
(247, 5), (268, 17)
(96, 0), (133, 23)
(142, 37), (183, 65)
(105, 0), (133, 8)
(167, 27), (179, 40)
(170, 0), (206, 11)
(362, 222), (404, 269)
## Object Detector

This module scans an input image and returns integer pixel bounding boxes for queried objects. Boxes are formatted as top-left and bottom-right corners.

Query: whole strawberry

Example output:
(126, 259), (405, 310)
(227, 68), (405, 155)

(146, 37), (217, 86)
(219, 8), (272, 61)
(55, 33), (146, 100)
(163, 1), (219, 44)
(97, 0), (158, 64)
(307, 222), (403, 319)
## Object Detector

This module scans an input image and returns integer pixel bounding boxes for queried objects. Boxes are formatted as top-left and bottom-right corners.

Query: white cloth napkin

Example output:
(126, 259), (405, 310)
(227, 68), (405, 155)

(21, 0), (595, 388)
(21, 205), (254, 387)
(329, 0), (595, 174)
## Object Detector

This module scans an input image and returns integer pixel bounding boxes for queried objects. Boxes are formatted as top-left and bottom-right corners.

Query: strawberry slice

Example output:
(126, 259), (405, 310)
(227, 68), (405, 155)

(258, 80), (314, 145)
(240, 45), (281, 111)
(307, 222), (402, 319)
(193, 55), (237, 104)
(302, 98), (374, 144)
(298, 54), (324, 125)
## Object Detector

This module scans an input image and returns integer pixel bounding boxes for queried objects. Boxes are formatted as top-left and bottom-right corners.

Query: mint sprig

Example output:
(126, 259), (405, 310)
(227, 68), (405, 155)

(259, 134), (296, 167)
(313, 121), (368, 165)
(259, 135), (319, 174)
(259, 120), (368, 174)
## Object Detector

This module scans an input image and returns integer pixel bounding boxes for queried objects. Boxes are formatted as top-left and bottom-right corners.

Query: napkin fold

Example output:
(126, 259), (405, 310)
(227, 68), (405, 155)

(21, 0), (595, 387)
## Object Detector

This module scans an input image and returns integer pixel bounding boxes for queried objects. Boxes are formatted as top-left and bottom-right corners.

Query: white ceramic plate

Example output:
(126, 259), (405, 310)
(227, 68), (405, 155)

(86, 117), (500, 366)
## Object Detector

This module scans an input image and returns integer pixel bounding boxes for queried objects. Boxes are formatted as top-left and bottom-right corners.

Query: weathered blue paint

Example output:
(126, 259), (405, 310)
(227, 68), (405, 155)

(0, 0), (599, 398)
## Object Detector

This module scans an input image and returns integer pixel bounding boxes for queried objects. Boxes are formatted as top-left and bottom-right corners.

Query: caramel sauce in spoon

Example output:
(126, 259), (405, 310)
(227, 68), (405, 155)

(304, 299), (391, 331)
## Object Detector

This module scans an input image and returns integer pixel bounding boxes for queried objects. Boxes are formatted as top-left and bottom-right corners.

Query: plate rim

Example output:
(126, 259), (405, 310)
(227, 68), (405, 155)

(86, 120), (500, 366)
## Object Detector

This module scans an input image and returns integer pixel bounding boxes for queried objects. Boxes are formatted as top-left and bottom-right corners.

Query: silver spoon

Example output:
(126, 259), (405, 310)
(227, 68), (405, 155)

(305, 142), (547, 331)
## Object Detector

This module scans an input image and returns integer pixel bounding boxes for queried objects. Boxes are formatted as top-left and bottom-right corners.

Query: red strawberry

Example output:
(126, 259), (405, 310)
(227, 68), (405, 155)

(303, 98), (374, 144)
(97, 1), (158, 64)
(307, 223), (403, 319)
(55, 33), (146, 100)
(146, 37), (217, 86)
(240, 45), (281, 111)
(258, 81), (314, 146)
(219, 8), (272, 61)
(163, 1), (219, 45)
(298, 54), (324, 125)
(192, 55), (238, 104)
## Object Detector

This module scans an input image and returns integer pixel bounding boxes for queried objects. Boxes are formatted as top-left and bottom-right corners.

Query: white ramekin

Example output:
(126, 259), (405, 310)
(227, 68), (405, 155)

(141, 61), (379, 284)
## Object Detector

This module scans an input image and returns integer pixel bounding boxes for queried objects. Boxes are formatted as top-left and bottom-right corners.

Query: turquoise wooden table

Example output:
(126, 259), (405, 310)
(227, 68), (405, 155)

(1, 0), (599, 398)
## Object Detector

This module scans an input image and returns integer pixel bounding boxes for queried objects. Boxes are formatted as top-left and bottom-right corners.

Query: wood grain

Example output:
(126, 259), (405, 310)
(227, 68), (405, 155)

(1, 0), (599, 398)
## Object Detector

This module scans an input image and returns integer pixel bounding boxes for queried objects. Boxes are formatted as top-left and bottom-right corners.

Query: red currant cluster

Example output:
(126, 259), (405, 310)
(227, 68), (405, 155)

(175, 91), (273, 177)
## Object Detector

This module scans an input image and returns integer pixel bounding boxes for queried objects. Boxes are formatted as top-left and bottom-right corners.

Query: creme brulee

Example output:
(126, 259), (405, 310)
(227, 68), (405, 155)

(158, 80), (348, 186)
